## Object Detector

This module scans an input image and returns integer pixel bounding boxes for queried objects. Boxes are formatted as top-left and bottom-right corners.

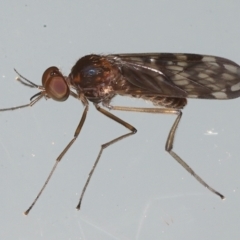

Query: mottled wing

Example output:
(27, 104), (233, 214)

(110, 53), (240, 99)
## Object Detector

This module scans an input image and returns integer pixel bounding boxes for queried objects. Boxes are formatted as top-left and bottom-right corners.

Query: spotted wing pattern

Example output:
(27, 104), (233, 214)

(110, 53), (240, 99)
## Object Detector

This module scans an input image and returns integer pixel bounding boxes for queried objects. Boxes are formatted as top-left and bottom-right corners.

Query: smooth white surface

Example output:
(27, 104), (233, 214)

(0, 1), (240, 239)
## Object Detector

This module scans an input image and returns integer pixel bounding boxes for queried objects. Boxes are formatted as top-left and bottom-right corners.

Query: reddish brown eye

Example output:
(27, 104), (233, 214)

(42, 66), (70, 101)
(42, 66), (59, 86)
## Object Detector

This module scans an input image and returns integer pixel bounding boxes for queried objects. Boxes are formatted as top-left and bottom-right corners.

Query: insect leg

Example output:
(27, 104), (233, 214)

(76, 103), (137, 210)
(165, 112), (225, 199)
(24, 105), (89, 215)
(109, 105), (225, 199)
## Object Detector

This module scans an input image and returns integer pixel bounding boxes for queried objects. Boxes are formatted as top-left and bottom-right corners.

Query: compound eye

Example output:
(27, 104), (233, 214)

(42, 66), (70, 101)
(42, 66), (59, 86)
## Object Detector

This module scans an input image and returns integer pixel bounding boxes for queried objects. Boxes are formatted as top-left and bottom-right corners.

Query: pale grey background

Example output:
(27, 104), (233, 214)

(0, 0), (240, 239)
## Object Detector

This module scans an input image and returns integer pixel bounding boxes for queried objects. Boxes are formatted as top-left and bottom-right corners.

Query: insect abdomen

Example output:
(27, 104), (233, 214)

(131, 94), (187, 109)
